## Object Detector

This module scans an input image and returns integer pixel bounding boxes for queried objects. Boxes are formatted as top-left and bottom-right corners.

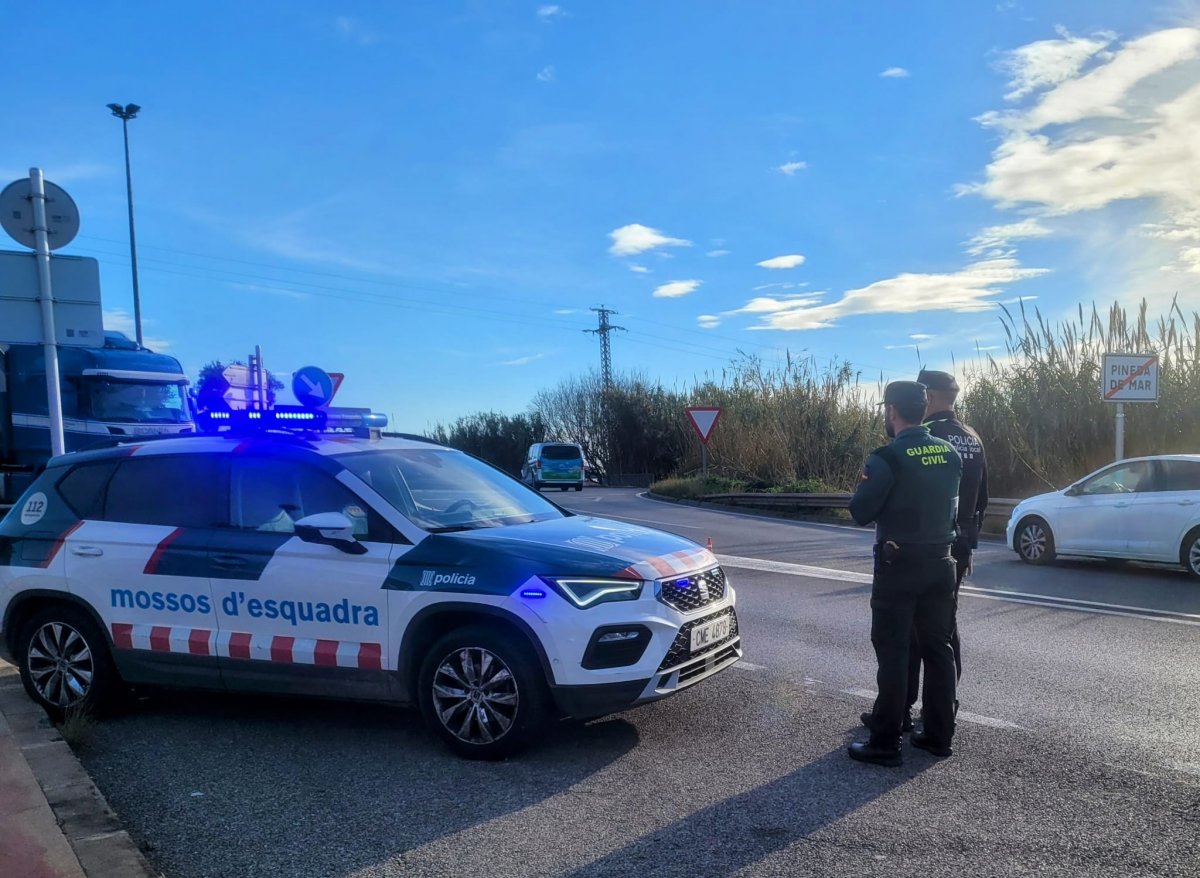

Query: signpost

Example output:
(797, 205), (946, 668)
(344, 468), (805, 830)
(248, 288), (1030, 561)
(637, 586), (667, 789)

(292, 365), (337, 409)
(0, 171), (85, 457)
(1101, 353), (1159, 462)
(685, 406), (722, 477)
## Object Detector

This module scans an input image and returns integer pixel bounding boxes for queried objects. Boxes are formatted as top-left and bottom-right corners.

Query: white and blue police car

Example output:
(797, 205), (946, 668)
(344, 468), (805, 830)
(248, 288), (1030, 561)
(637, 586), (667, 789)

(0, 409), (740, 758)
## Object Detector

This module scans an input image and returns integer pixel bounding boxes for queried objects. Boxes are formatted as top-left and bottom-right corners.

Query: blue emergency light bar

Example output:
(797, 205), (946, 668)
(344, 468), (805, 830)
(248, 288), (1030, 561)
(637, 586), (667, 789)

(197, 406), (328, 433)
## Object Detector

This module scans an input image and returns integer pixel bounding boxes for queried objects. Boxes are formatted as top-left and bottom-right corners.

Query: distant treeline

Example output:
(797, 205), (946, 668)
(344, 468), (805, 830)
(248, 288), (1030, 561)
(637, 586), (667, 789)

(431, 299), (1200, 499)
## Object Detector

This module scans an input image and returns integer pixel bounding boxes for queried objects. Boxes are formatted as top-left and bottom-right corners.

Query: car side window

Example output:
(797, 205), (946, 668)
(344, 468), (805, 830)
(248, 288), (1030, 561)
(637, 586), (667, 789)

(1159, 460), (1200, 492)
(231, 458), (383, 540)
(1080, 461), (1151, 495)
(103, 455), (225, 527)
(57, 461), (119, 519)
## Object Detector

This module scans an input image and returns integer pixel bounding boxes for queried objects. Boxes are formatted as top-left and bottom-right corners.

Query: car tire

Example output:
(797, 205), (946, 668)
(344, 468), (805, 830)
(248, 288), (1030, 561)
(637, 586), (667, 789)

(17, 605), (123, 720)
(574, 485), (583, 492)
(1015, 517), (1056, 565)
(560, 486), (568, 492)
(417, 626), (550, 760)
(1181, 527), (1200, 580)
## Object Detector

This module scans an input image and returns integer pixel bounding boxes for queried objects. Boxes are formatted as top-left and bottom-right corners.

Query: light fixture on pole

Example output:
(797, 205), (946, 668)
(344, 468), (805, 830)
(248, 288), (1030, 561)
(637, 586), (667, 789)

(107, 102), (143, 347)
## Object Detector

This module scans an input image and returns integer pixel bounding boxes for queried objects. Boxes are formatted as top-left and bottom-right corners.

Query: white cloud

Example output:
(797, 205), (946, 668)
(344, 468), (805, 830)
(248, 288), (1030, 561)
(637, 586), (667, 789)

(537, 66), (556, 82)
(103, 309), (172, 351)
(1001, 27), (1113, 101)
(739, 257), (1048, 331)
(965, 219), (1051, 256)
(652, 279), (701, 298)
(697, 315), (721, 329)
(964, 26), (1200, 277)
(752, 281), (807, 292)
(503, 353), (547, 366)
(228, 282), (312, 302)
(910, 333), (936, 341)
(608, 223), (692, 256)
(778, 161), (807, 175)
(537, 5), (563, 19)
(757, 254), (806, 270)
(706, 249), (731, 257)
(553, 308), (578, 315)
(880, 67), (910, 78)
(627, 263), (650, 274)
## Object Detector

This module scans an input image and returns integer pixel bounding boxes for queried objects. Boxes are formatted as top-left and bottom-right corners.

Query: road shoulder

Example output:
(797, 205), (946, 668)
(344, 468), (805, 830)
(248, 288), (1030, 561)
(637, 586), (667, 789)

(0, 660), (159, 878)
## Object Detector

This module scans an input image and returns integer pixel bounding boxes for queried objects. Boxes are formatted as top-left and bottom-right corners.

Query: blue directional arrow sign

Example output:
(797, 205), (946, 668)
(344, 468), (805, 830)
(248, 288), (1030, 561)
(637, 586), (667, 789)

(292, 366), (335, 409)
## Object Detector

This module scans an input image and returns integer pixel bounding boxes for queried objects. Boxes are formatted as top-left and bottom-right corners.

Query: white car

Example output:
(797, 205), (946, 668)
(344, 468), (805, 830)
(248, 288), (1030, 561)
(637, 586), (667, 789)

(1006, 454), (1200, 578)
(0, 422), (740, 759)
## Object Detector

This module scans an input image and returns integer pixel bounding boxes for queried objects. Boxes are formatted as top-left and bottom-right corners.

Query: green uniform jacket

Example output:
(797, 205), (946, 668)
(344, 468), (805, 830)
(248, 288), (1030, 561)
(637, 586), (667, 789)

(849, 425), (963, 546)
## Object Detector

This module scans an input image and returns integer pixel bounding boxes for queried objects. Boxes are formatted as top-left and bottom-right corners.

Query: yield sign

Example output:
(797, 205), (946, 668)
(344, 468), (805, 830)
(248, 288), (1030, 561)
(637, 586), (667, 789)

(686, 406), (722, 444)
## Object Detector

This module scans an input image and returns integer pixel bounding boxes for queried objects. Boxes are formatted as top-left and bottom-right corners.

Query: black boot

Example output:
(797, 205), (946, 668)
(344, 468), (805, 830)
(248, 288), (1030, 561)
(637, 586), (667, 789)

(910, 731), (952, 758)
(848, 737), (902, 767)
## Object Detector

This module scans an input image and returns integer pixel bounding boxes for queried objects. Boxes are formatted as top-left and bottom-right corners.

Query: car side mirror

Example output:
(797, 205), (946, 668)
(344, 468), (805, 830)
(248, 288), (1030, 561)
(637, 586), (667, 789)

(294, 512), (367, 555)
(1064, 485), (1080, 497)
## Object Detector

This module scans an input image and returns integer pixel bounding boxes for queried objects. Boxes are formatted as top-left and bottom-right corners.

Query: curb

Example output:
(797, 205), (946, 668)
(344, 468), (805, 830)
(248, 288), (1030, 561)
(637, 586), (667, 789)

(0, 661), (160, 878)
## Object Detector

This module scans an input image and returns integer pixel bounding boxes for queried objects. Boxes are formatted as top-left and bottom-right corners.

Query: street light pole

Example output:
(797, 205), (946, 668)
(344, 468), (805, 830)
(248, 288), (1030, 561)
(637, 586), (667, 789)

(107, 102), (143, 347)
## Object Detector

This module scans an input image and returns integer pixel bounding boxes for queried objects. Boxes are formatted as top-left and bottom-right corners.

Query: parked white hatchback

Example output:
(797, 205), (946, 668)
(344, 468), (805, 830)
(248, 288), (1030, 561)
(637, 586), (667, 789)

(1007, 455), (1200, 579)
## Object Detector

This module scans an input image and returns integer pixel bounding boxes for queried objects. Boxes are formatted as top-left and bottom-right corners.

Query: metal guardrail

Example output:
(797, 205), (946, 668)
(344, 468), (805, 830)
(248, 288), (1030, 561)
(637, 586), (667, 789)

(696, 493), (1019, 531)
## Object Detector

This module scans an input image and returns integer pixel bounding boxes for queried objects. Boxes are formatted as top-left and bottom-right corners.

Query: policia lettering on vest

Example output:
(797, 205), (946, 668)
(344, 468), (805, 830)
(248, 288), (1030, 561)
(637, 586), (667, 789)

(847, 380), (963, 767)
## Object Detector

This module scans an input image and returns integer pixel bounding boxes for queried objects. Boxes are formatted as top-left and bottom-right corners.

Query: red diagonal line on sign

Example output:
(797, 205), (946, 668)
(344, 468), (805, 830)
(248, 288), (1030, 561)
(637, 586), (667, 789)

(1104, 359), (1154, 400)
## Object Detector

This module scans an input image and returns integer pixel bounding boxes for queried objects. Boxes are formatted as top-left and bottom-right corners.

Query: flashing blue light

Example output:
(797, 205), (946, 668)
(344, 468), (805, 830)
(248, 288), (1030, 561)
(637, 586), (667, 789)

(520, 588), (547, 599)
(197, 406), (328, 434)
(677, 578), (691, 589)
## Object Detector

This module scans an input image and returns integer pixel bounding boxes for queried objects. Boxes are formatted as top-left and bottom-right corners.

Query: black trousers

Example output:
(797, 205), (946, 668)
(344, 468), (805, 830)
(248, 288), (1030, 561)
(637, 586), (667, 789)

(905, 542), (968, 707)
(869, 550), (957, 746)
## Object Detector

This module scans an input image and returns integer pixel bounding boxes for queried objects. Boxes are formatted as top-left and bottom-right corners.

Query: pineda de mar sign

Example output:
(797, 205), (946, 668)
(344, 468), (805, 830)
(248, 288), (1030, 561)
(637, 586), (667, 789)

(1101, 353), (1159, 462)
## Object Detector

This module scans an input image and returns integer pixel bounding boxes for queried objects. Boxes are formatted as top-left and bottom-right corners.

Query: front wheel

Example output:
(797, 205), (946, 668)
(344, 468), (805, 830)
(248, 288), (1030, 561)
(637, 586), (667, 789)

(18, 605), (123, 719)
(1015, 517), (1056, 565)
(417, 626), (550, 760)
(574, 485), (583, 492)
(1181, 528), (1200, 580)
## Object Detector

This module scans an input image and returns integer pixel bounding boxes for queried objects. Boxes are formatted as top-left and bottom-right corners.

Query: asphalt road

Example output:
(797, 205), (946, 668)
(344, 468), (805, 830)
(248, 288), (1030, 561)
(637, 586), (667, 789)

(75, 488), (1200, 878)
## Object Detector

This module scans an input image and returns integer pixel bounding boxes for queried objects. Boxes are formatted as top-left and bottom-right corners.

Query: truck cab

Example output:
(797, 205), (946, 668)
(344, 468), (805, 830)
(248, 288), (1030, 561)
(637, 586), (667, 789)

(0, 331), (194, 504)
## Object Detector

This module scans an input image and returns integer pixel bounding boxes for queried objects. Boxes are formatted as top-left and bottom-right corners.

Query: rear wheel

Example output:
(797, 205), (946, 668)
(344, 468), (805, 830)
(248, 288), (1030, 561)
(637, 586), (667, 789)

(17, 605), (122, 719)
(1015, 517), (1056, 565)
(560, 486), (568, 492)
(417, 626), (550, 760)
(1181, 528), (1200, 580)
(574, 485), (583, 492)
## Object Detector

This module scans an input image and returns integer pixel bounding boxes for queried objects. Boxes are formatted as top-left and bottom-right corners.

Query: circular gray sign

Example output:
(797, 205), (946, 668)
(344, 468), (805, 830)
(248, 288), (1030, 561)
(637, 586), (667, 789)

(0, 177), (81, 250)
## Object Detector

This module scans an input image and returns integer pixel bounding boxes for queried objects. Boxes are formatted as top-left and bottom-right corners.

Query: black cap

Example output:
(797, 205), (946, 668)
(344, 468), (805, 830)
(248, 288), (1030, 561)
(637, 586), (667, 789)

(917, 369), (960, 393)
(881, 380), (927, 408)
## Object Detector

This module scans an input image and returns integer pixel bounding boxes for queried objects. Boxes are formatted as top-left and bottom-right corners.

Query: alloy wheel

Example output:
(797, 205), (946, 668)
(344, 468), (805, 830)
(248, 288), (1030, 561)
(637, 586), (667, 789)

(27, 622), (94, 708)
(1190, 538), (1200, 576)
(1019, 524), (1047, 561)
(431, 647), (519, 745)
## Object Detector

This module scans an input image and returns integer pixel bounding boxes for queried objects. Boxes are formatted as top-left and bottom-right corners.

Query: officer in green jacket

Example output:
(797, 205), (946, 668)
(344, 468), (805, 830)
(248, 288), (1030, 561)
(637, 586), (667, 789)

(848, 380), (963, 767)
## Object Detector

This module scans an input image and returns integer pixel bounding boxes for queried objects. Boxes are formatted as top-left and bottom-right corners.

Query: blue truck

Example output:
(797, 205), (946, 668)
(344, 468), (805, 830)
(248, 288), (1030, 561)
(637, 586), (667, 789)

(0, 331), (194, 504)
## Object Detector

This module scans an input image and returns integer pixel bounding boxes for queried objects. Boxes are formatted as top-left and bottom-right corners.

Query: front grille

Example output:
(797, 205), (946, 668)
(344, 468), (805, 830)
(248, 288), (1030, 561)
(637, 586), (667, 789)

(657, 566), (727, 613)
(657, 607), (739, 672)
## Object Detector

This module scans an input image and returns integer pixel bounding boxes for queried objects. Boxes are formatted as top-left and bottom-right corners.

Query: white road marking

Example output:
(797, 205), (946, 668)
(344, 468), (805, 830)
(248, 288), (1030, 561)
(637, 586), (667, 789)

(717, 554), (1200, 627)
(840, 688), (1026, 731)
(731, 660), (767, 672)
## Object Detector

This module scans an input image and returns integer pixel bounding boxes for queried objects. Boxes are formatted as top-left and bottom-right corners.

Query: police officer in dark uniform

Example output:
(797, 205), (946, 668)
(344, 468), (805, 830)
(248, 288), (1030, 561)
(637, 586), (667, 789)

(918, 368), (987, 681)
(848, 381), (962, 767)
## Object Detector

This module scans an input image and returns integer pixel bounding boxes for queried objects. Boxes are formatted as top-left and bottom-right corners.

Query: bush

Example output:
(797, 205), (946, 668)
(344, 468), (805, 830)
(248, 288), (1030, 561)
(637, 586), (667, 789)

(651, 475), (746, 499)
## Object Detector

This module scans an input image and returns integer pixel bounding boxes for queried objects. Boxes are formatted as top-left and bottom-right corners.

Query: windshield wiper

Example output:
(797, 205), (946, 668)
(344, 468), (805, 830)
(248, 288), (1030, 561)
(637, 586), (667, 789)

(425, 525), (481, 534)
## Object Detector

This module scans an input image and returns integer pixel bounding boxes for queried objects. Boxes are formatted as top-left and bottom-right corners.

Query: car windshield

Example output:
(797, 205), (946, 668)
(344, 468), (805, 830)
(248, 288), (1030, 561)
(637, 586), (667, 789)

(337, 448), (566, 532)
(88, 379), (191, 424)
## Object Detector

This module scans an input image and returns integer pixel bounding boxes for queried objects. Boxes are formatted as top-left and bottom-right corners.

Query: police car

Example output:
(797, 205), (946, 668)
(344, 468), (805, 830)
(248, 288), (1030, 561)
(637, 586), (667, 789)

(0, 412), (740, 758)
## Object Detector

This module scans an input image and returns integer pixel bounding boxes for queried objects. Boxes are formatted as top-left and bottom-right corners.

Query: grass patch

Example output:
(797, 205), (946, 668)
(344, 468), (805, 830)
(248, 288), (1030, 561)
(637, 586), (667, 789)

(651, 475), (839, 499)
(58, 705), (96, 750)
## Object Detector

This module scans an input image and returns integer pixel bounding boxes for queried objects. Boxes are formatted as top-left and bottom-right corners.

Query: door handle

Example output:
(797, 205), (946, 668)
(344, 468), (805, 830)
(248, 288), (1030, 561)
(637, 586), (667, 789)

(70, 546), (103, 558)
(212, 555), (247, 569)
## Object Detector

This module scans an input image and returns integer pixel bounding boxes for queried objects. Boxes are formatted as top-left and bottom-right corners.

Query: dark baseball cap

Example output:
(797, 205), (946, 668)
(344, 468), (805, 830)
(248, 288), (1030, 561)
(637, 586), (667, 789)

(881, 380), (927, 408)
(916, 369), (960, 393)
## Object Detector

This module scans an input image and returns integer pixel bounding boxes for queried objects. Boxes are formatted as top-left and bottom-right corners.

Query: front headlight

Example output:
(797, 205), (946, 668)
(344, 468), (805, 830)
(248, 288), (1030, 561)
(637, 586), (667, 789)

(543, 577), (644, 608)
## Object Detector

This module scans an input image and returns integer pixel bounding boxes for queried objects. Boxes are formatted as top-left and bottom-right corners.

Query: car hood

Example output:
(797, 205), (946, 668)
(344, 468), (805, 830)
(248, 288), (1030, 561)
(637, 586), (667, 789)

(382, 515), (717, 595)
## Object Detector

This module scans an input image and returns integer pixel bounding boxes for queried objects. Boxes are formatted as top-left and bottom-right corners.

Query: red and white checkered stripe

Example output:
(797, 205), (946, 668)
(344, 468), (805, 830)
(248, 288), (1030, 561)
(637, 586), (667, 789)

(618, 547), (718, 581)
(110, 623), (382, 670)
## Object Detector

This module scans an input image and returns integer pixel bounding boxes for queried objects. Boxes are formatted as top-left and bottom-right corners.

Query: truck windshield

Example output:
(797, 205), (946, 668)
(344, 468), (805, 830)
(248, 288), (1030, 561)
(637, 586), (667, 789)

(337, 448), (565, 532)
(89, 379), (191, 424)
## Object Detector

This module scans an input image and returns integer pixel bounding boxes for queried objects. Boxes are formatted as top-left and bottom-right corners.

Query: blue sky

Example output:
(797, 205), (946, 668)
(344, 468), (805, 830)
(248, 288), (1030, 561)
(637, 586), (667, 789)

(3, 1), (1198, 430)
